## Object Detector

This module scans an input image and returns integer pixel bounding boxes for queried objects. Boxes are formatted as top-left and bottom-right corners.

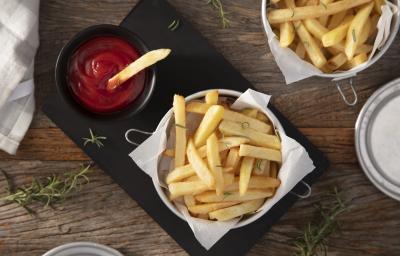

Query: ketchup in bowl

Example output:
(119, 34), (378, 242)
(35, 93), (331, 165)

(68, 36), (145, 114)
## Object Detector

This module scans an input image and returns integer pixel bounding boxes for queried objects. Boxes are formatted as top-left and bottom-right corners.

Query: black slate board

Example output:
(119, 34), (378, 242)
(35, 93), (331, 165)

(43, 0), (329, 255)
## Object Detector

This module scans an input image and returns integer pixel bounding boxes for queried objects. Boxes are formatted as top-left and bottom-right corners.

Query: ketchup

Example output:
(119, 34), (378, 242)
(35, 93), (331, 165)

(68, 36), (145, 113)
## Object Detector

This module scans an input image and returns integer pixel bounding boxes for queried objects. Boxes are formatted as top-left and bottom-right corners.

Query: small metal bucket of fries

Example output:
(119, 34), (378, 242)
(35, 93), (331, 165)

(261, 0), (400, 106)
(129, 88), (315, 248)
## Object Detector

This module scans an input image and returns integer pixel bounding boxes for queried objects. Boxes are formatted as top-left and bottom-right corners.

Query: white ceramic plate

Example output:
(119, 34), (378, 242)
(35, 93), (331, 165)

(42, 242), (123, 256)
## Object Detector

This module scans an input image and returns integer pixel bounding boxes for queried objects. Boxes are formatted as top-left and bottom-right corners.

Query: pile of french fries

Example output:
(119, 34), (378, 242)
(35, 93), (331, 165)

(267, 0), (385, 72)
(163, 90), (282, 221)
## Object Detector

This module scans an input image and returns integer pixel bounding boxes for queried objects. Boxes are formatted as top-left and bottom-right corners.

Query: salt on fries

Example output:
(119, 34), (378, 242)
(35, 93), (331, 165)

(164, 90), (282, 221)
(268, 0), (385, 72)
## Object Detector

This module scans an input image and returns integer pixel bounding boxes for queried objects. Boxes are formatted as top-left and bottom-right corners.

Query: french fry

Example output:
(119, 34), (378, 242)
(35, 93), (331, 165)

(225, 176), (281, 191)
(169, 181), (209, 199)
(280, 21), (296, 47)
(267, 0), (371, 24)
(318, 0), (334, 26)
(187, 139), (215, 188)
(344, 2), (374, 60)
(219, 120), (281, 150)
(207, 133), (225, 196)
(296, 0), (308, 6)
(196, 189), (273, 203)
(239, 144), (282, 163)
(197, 136), (250, 158)
(209, 199), (265, 221)
(220, 149), (229, 165)
(163, 148), (175, 157)
(223, 172), (235, 186)
(173, 95), (187, 167)
(107, 49), (171, 90)
(223, 109), (272, 134)
(295, 41), (307, 59)
(322, 15), (354, 47)
(303, 18), (329, 40)
(358, 18), (371, 45)
(328, 10), (348, 29)
(184, 195), (196, 207)
(205, 90), (219, 105)
(327, 52), (348, 70)
(253, 159), (270, 176)
(369, 14), (380, 39)
(342, 52), (368, 70)
(240, 108), (258, 118)
(197, 213), (209, 219)
(194, 105), (225, 147)
(239, 157), (255, 195)
(166, 164), (195, 184)
(224, 148), (241, 172)
(270, 162), (279, 178)
(294, 21), (327, 68)
(256, 112), (270, 123)
(188, 202), (240, 215)
(186, 101), (212, 114)
(374, 0), (385, 14)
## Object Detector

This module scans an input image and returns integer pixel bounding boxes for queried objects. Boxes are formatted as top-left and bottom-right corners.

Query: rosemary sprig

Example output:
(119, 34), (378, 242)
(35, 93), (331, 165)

(241, 122), (250, 129)
(293, 187), (347, 256)
(175, 123), (186, 129)
(255, 159), (262, 170)
(0, 165), (91, 213)
(83, 128), (106, 148)
(206, 0), (230, 28)
(168, 19), (180, 31)
(223, 191), (232, 199)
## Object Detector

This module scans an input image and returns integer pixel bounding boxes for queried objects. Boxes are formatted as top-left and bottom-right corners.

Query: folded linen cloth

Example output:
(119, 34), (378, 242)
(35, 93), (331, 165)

(0, 0), (40, 154)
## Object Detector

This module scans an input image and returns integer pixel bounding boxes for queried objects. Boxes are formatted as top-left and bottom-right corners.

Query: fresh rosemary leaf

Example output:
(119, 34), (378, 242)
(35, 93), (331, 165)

(293, 187), (347, 256)
(255, 159), (262, 170)
(175, 123), (186, 129)
(223, 191), (232, 199)
(168, 19), (180, 31)
(352, 29), (357, 43)
(241, 122), (250, 129)
(0, 165), (91, 213)
(82, 128), (106, 148)
(206, 0), (230, 28)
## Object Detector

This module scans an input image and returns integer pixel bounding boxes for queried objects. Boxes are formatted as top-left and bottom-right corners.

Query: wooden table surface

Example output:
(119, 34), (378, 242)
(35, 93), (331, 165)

(1, 0), (400, 255)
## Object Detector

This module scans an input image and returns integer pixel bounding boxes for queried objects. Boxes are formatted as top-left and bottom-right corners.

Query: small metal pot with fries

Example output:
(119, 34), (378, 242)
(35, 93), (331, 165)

(261, 0), (400, 105)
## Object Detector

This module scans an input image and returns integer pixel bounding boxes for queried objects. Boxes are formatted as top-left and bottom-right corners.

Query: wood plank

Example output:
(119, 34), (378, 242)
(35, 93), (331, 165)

(1, 161), (399, 255)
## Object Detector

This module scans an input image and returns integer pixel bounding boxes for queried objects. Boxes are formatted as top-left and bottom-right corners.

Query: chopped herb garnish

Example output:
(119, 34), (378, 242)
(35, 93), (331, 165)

(206, 0), (230, 28)
(175, 123), (186, 129)
(255, 159), (263, 170)
(223, 192), (232, 199)
(320, 2), (327, 10)
(216, 165), (223, 168)
(352, 29), (357, 42)
(83, 128), (106, 148)
(168, 19), (180, 31)
(241, 122), (250, 129)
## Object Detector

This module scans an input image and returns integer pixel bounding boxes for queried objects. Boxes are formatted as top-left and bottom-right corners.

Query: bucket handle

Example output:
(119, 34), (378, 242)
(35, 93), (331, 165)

(335, 78), (358, 106)
(125, 128), (154, 146)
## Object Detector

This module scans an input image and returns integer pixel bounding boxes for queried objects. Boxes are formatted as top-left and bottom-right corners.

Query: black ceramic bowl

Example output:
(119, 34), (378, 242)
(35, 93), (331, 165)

(55, 24), (156, 120)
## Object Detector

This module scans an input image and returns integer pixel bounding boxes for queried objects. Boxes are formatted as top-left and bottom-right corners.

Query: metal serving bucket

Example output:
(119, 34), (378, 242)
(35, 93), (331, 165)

(261, 0), (400, 106)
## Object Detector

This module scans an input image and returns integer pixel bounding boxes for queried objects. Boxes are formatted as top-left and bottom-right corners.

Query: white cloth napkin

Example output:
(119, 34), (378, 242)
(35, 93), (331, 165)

(0, 0), (40, 155)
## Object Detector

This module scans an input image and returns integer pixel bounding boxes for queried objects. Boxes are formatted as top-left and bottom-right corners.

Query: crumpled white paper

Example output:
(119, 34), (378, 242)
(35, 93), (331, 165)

(129, 89), (315, 250)
(264, 0), (399, 84)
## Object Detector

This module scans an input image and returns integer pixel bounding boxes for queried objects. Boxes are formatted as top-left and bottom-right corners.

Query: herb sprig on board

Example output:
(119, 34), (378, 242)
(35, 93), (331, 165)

(293, 187), (347, 256)
(0, 165), (91, 214)
(168, 19), (180, 31)
(206, 0), (230, 28)
(83, 128), (106, 148)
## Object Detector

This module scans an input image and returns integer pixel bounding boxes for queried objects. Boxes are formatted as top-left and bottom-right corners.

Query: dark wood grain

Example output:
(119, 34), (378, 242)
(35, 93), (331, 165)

(1, 0), (400, 255)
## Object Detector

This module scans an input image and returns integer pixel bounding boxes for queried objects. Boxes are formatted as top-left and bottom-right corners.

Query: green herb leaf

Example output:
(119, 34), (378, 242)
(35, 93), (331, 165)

(352, 29), (357, 43)
(255, 159), (263, 170)
(241, 122), (250, 129)
(293, 187), (347, 256)
(175, 123), (186, 129)
(0, 165), (92, 213)
(206, 0), (230, 28)
(320, 2), (327, 10)
(223, 191), (232, 199)
(82, 128), (106, 148)
(168, 19), (180, 31)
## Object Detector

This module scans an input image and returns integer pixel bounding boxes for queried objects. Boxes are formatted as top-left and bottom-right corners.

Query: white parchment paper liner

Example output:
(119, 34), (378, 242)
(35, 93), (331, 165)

(129, 89), (315, 250)
(264, 0), (399, 84)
